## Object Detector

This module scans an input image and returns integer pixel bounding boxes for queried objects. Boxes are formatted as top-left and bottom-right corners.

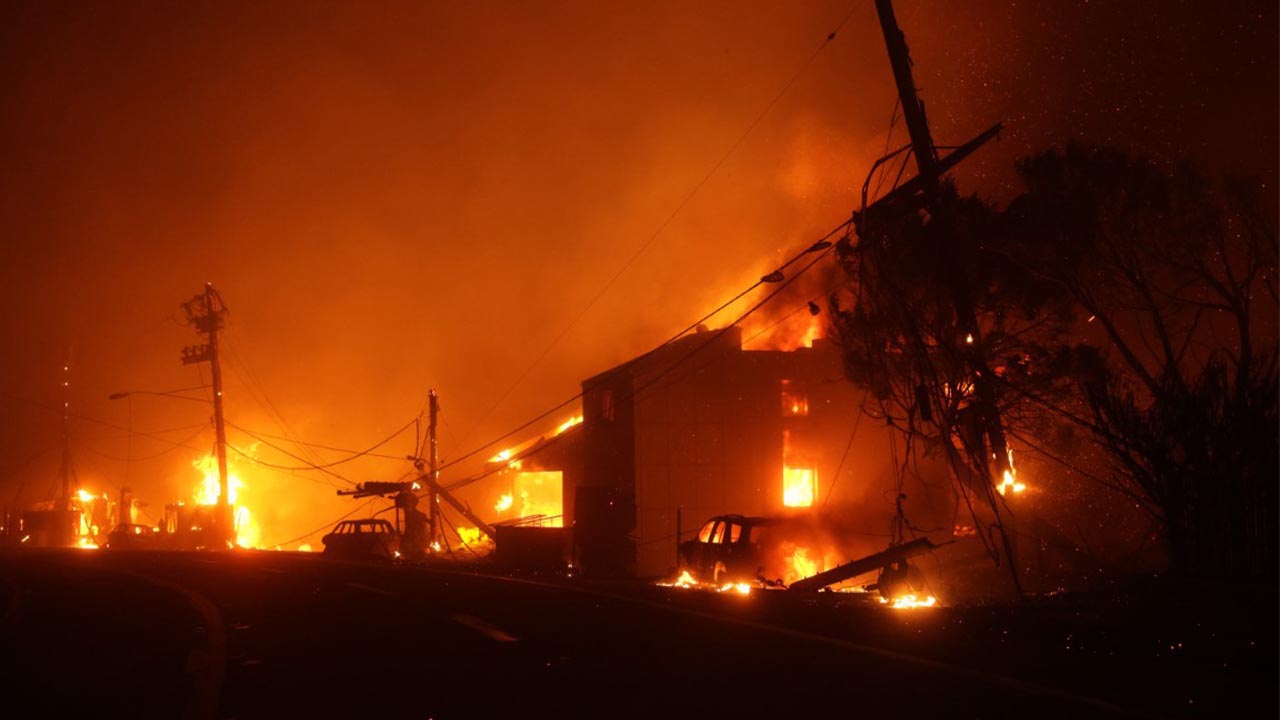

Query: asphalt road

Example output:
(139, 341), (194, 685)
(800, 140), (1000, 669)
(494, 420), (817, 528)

(0, 550), (1269, 718)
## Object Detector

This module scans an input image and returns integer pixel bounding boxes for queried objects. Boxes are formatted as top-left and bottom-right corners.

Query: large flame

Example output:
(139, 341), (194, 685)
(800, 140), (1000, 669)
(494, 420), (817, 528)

(192, 453), (261, 548)
(782, 466), (816, 507)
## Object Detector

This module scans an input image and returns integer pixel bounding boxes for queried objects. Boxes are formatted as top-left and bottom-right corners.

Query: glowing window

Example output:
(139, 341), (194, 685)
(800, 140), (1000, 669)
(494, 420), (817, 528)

(709, 522), (726, 544)
(783, 466), (816, 507)
(697, 521), (715, 543)
(782, 391), (809, 417)
(512, 471), (564, 527)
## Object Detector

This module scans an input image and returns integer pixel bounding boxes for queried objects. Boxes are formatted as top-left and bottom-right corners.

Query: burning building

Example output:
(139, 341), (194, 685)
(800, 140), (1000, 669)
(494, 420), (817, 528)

(560, 325), (875, 578)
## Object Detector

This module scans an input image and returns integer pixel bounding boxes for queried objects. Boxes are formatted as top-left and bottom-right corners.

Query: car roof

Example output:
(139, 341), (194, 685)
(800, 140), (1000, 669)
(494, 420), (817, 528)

(705, 514), (781, 527)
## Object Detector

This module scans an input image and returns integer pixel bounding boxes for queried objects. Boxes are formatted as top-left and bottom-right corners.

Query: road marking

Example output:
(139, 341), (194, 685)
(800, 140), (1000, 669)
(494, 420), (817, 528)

(450, 613), (519, 642)
(344, 582), (398, 597)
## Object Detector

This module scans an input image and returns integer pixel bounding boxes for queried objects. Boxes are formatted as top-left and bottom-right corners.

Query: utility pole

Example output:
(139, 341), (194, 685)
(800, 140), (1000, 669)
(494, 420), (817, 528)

(869, 0), (1021, 593)
(52, 349), (79, 546)
(874, 0), (938, 182)
(870, 0), (1011, 484)
(182, 284), (231, 548)
(58, 351), (75, 513)
(428, 389), (440, 550)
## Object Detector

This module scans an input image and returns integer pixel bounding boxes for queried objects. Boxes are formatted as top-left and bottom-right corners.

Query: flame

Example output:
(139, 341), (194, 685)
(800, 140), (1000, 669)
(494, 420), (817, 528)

(996, 448), (1027, 496)
(782, 466), (816, 507)
(745, 312), (823, 351)
(501, 468), (563, 525)
(192, 453), (261, 548)
(717, 582), (752, 595)
(298, 543), (313, 552)
(554, 415), (583, 435)
(782, 545), (818, 585)
(658, 570), (698, 588)
(880, 594), (938, 609)
(489, 448), (513, 464)
(457, 526), (487, 545)
(72, 488), (105, 548)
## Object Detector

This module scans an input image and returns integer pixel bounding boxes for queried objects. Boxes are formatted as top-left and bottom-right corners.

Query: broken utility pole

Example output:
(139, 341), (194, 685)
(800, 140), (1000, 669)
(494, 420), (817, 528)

(181, 283), (232, 548)
(867, 0), (1012, 492)
(863, 0), (1021, 592)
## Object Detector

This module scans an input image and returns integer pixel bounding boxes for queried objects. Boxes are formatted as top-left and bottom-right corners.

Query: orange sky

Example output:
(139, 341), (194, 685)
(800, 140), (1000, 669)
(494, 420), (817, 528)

(1, 0), (1273, 546)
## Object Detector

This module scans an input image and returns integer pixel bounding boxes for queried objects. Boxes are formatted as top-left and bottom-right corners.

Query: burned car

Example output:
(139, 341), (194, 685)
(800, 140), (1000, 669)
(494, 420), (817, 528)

(321, 518), (400, 561)
(678, 514), (811, 584)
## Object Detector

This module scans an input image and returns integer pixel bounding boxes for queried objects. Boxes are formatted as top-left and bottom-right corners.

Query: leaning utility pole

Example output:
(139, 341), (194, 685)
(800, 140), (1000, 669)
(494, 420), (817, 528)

(870, 0), (1010, 484)
(867, 0), (1021, 592)
(181, 283), (231, 548)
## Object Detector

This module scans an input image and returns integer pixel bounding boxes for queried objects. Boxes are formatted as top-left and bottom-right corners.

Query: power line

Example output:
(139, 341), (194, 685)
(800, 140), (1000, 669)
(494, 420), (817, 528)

(225, 420), (356, 486)
(433, 219), (852, 482)
(224, 442), (349, 490)
(457, 0), (870, 444)
(443, 233), (846, 494)
(228, 416), (417, 472)
(268, 498), (376, 549)
(225, 425), (410, 461)
(822, 390), (869, 507)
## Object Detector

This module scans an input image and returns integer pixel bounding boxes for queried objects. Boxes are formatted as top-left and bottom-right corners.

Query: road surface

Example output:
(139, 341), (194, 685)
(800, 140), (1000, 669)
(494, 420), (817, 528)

(0, 550), (1269, 718)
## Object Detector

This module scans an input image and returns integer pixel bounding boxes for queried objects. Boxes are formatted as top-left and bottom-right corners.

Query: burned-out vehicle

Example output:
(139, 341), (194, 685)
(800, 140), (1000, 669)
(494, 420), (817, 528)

(678, 513), (942, 594)
(321, 518), (400, 561)
(678, 514), (810, 584)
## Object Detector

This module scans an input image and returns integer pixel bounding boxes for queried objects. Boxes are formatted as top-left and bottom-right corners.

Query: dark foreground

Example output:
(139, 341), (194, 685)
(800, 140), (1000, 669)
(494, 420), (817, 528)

(0, 550), (1272, 718)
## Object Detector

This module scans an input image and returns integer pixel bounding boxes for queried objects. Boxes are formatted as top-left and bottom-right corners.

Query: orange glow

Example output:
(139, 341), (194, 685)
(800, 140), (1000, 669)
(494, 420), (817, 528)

(996, 448), (1027, 496)
(781, 389), (808, 417)
(192, 453), (262, 548)
(880, 594), (938, 609)
(782, 466), (816, 507)
(298, 543), (313, 552)
(658, 570), (753, 595)
(782, 544), (818, 585)
(494, 471), (563, 526)
(554, 415), (583, 435)
(745, 313), (823, 351)
(662, 570), (697, 588)
(457, 526), (487, 545)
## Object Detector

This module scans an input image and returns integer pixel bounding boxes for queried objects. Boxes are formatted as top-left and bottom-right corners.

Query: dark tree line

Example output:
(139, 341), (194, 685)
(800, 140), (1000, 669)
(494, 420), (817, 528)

(833, 144), (1277, 581)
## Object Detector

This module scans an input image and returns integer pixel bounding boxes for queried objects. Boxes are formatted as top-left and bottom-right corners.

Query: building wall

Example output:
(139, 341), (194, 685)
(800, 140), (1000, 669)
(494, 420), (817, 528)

(578, 329), (886, 578)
